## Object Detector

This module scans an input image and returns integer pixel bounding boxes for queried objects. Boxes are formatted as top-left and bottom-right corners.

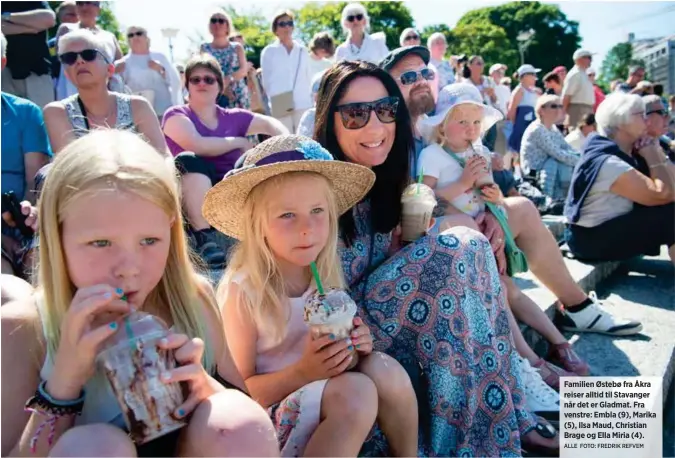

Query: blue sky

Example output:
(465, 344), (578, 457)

(112, 0), (675, 75)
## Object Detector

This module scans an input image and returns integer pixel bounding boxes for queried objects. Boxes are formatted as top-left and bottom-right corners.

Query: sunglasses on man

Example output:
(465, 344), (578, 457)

(127, 31), (145, 38)
(404, 34), (419, 41)
(276, 20), (294, 28)
(347, 14), (364, 22)
(59, 49), (107, 65)
(647, 109), (668, 117)
(334, 96), (399, 130)
(397, 68), (435, 86)
(210, 17), (228, 25)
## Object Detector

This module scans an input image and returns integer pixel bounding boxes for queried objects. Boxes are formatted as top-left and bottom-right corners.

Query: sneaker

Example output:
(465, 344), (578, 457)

(518, 357), (560, 414)
(547, 342), (590, 376)
(557, 292), (643, 336)
(192, 229), (226, 270)
(532, 358), (575, 391)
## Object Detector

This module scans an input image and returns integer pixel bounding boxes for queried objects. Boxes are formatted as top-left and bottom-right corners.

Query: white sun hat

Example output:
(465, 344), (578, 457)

(418, 82), (504, 136)
(517, 64), (541, 77)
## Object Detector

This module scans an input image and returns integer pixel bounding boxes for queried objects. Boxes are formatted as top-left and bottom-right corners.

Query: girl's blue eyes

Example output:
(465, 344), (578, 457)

(279, 208), (325, 219)
(88, 238), (159, 247)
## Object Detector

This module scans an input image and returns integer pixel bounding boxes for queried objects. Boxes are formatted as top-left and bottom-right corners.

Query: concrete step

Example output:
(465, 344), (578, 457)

(542, 215), (565, 242)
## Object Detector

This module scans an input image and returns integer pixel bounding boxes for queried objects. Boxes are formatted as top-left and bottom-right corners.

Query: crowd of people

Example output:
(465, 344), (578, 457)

(2, 1), (674, 457)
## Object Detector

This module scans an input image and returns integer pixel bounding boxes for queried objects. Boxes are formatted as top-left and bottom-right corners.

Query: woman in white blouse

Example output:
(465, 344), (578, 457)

(114, 26), (182, 118)
(334, 2), (388, 64)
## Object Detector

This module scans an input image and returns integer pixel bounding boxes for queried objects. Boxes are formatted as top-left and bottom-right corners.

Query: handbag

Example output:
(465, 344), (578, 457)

(270, 49), (303, 119)
(444, 148), (529, 276)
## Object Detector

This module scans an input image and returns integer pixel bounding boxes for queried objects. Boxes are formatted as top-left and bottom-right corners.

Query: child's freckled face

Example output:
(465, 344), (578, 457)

(60, 189), (173, 309)
(441, 104), (484, 149)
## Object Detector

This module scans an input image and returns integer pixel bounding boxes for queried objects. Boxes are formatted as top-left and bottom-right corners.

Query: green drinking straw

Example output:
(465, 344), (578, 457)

(310, 261), (325, 296)
(416, 167), (424, 195)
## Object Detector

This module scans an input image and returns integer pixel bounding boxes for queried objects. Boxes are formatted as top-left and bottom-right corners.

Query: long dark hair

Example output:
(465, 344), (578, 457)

(462, 55), (481, 80)
(314, 61), (413, 246)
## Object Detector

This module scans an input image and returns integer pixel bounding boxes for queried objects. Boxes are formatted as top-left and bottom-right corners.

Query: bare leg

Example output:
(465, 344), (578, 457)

(304, 372), (378, 457)
(502, 276), (567, 345)
(1, 274), (33, 306)
(181, 173), (213, 231)
(504, 292), (540, 364)
(503, 197), (587, 307)
(49, 424), (136, 457)
(358, 352), (418, 457)
(178, 390), (278, 457)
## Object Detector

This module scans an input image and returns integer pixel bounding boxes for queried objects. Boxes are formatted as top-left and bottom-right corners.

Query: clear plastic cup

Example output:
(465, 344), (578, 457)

(96, 312), (186, 444)
(400, 183), (437, 242)
(304, 289), (359, 370)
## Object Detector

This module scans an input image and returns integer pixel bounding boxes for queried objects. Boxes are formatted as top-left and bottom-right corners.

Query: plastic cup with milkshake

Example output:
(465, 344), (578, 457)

(304, 263), (359, 370)
(96, 310), (186, 444)
(468, 140), (494, 188)
(400, 170), (437, 242)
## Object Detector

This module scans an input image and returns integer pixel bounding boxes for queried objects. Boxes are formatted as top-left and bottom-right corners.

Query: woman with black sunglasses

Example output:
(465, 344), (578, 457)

(334, 3), (388, 64)
(43, 29), (166, 156)
(200, 9), (250, 111)
(313, 60), (557, 457)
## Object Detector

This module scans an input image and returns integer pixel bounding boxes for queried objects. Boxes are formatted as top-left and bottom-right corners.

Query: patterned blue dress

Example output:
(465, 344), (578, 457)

(201, 42), (251, 110)
(340, 201), (536, 457)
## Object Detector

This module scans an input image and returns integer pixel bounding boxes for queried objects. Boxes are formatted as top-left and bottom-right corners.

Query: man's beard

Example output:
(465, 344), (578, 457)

(408, 87), (435, 117)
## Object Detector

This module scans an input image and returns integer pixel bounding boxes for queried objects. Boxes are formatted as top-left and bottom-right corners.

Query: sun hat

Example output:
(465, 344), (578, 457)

(202, 135), (376, 240)
(573, 49), (594, 60)
(418, 82), (503, 135)
(489, 63), (507, 75)
(517, 64), (541, 77)
(379, 45), (430, 72)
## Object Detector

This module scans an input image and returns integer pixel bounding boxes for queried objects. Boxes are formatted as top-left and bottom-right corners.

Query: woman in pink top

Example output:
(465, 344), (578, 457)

(162, 54), (287, 269)
(587, 69), (605, 112)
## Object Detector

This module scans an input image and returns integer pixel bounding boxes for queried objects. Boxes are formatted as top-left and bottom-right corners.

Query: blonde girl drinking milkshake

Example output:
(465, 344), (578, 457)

(207, 135), (419, 457)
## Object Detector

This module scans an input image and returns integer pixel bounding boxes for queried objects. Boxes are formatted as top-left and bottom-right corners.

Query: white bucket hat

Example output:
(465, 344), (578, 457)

(418, 83), (504, 136)
(517, 64), (541, 77)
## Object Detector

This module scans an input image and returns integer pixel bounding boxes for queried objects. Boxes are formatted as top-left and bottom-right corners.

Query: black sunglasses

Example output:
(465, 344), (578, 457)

(76, 1), (100, 6)
(398, 68), (435, 86)
(210, 17), (228, 25)
(404, 34), (419, 41)
(127, 31), (145, 38)
(647, 109), (668, 117)
(189, 75), (217, 85)
(59, 49), (106, 65)
(544, 103), (563, 109)
(347, 14), (364, 22)
(276, 20), (294, 28)
(335, 96), (399, 130)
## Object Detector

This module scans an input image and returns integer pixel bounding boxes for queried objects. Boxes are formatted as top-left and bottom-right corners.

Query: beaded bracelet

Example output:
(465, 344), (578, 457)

(24, 381), (85, 453)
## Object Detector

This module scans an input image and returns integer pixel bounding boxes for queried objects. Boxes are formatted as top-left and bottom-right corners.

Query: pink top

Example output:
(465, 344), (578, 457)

(231, 273), (312, 375)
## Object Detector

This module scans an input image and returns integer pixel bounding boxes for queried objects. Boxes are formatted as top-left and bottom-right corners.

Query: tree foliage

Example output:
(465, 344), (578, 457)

(223, 6), (275, 68)
(449, 22), (517, 70)
(599, 42), (645, 84)
(419, 24), (452, 51)
(456, 1), (580, 74)
(47, 1), (127, 53)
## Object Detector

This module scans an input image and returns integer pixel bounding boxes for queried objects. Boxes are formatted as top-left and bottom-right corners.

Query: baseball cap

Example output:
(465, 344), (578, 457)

(573, 49), (594, 60)
(517, 64), (541, 77)
(379, 45), (430, 72)
(489, 63), (507, 75)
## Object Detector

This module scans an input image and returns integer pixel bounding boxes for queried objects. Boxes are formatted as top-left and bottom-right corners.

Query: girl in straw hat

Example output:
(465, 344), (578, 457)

(1, 130), (278, 457)
(208, 135), (419, 457)
(418, 83), (588, 390)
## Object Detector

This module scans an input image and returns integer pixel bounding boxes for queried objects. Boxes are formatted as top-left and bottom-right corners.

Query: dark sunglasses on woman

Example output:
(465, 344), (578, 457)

(545, 103), (563, 109)
(398, 68), (435, 86)
(189, 75), (217, 85)
(334, 96), (399, 130)
(347, 14), (364, 22)
(59, 49), (106, 65)
(127, 31), (145, 38)
(404, 35), (419, 41)
(276, 20), (294, 28)
(210, 17), (227, 25)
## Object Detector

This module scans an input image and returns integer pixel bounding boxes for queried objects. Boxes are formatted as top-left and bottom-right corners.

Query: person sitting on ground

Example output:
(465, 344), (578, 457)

(1, 33), (51, 278)
(0, 129), (279, 458)
(643, 94), (675, 162)
(162, 54), (288, 269)
(521, 94), (581, 201)
(419, 83), (589, 390)
(566, 112), (597, 151)
(296, 70), (326, 137)
(114, 25), (182, 119)
(565, 92), (675, 265)
(543, 71), (562, 96)
(43, 29), (166, 155)
(307, 31), (335, 79)
(210, 135), (419, 457)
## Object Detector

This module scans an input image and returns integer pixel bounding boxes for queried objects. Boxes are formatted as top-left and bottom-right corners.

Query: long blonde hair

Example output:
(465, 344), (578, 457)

(37, 129), (218, 372)
(218, 172), (346, 344)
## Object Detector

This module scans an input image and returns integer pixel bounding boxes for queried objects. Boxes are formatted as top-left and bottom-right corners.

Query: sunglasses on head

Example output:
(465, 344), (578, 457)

(276, 20), (294, 28)
(210, 17), (227, 25)
(335, 96), (399, 130)
(189, 75), (217, 85)
(127, 31), (145, 38)
(398, 68), (435, 86)
(347, 14), (364, 22)
(404, 34), (419, 41)
(544, 103), (563, 109)
(59, 49), (106, 65)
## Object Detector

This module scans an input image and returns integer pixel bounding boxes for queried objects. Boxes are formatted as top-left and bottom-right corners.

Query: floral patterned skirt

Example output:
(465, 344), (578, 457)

(351, 227), (535, 457)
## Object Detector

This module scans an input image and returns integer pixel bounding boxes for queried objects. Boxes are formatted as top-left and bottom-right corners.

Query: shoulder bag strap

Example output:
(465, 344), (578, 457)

(291, 47), (303, 92)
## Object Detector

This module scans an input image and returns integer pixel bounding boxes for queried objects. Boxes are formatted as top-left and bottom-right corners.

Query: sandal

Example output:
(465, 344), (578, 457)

(547, 342), (591, 376)
(532, 358), (576, 390)
(521, 416), (560, 457)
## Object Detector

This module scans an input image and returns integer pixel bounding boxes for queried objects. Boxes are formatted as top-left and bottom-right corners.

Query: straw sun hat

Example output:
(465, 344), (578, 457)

(202, 135), (376, 240)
